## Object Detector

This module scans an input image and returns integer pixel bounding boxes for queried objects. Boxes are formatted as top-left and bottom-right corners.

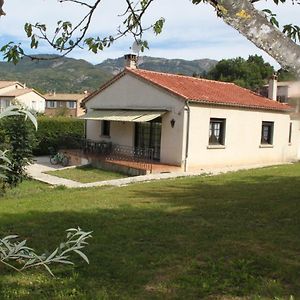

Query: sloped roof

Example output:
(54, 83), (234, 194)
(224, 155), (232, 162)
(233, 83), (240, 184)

(84, 68), (291, 112)
(0, 81), (23, 89)
(0, 88), (34, 97)
(0, 88), (45, 99)
(44, 93), (88, 101)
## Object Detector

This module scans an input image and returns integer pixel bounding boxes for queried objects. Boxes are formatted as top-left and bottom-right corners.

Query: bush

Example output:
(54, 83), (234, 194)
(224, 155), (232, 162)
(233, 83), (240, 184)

(0, 115), (36, 187)
(34, 116), (84, 155)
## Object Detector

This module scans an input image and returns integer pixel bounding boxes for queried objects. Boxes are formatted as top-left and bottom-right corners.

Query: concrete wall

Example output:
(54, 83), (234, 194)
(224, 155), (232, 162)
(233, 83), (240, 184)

(185, 103), (298, 170)
(85, 73), (186, 166)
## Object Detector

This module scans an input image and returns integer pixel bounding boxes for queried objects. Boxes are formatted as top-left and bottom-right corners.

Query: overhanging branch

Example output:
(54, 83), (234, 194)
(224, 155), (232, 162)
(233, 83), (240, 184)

(209, 0), (300, 75)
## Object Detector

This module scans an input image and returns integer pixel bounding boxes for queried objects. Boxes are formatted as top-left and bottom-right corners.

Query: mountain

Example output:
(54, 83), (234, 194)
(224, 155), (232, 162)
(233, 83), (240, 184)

(97, 56), (217, 76)
(0, 55), (112, 93)
(0, 55), (218, 93)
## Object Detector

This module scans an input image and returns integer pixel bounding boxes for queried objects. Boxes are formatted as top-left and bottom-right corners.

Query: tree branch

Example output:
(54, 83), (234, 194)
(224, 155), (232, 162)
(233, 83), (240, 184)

(0, 0), (5, 17)
(210, 0), (300, 76)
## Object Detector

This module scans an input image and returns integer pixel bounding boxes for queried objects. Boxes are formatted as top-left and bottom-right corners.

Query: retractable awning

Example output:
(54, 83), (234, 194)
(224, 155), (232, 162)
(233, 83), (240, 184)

(80, 110), (166, 122)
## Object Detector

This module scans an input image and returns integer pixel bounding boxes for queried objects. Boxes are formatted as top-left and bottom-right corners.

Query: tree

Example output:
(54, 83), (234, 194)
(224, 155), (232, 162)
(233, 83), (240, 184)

(207, 55), (274, 90)
(0, 0), (299, 75)
(277, 69), (298, 81)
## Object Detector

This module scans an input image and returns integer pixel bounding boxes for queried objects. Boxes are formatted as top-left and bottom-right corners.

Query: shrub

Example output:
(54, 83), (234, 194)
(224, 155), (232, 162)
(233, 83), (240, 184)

(0, 114), (36, 187)
(34, 116), (84, 155)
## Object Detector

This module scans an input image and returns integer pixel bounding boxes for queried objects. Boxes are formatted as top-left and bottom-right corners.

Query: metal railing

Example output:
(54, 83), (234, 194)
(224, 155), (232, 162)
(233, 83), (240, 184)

(82, 139), (154, 172)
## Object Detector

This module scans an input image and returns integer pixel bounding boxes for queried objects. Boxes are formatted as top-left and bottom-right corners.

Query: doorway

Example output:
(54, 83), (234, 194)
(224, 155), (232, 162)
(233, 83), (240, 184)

(135, 118), (162, 161)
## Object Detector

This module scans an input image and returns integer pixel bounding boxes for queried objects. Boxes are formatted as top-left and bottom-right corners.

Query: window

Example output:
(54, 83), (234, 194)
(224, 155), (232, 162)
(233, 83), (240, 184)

(46, 101), (57, 108)
(277, 95), (288, 103)
(32, 101), (37, 110)
(101, 120), (110, 137)
(289, 122), (292, 144)
(67, 101), (77, 109)
(261, 121), (274, 145)
(0, 99), (10, 112)
(209, 118), (226, 145)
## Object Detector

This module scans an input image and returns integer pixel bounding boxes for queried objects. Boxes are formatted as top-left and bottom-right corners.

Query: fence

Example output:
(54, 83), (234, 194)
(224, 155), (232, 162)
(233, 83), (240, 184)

(82, 139), (154, 172)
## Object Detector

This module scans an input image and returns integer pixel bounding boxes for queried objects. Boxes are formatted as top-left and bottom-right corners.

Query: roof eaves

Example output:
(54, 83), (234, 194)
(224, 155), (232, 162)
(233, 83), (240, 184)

(188, 98), (292, 113)
(31, 89), (46, 99)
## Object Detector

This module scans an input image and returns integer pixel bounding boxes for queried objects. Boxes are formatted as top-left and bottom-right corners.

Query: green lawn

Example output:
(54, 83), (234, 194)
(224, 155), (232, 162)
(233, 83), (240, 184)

(0, 164), (300, 299)
(46, 165), (128, 183)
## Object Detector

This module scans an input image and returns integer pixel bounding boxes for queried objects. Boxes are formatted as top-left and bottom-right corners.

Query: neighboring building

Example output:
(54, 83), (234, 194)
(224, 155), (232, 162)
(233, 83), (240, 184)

(44, 93), (87, 117)
(81, 55), (299, 172)
(0, 81), (45, 113)
(262, 77), (300, 110)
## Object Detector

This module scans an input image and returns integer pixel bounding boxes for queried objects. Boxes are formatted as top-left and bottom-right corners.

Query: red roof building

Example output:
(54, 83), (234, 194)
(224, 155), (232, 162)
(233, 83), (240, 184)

(82, 57), (298, 172)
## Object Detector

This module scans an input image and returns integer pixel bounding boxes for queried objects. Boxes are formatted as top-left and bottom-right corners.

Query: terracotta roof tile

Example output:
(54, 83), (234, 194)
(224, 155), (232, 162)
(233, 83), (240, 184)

(83, 67), (291, 112)
(127, 68), (291, 112)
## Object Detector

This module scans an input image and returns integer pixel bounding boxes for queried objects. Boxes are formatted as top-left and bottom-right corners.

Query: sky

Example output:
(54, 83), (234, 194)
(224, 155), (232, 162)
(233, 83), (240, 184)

(0, 0), (299, 68)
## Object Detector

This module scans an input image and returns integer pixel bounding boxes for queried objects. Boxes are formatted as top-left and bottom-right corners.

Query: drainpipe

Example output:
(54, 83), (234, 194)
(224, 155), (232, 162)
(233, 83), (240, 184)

(184, 101), (191, 172)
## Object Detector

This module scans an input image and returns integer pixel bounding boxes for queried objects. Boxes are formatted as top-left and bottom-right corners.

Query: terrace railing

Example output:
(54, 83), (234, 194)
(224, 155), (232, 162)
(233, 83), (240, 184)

(82, 139), (154, 172)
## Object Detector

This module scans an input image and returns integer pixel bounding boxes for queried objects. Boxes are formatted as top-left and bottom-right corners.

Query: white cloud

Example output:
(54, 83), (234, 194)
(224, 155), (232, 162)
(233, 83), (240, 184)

(0, 0), (299, 68)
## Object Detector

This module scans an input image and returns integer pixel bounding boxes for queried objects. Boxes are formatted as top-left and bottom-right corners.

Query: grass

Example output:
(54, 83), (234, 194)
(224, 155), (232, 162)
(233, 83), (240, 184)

(46, 165), (128, 183)
(0, 163), (300, 299)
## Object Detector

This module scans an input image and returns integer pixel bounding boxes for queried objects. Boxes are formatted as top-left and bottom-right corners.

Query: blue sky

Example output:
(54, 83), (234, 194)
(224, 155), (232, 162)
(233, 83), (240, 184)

(0, 0), (298, 68)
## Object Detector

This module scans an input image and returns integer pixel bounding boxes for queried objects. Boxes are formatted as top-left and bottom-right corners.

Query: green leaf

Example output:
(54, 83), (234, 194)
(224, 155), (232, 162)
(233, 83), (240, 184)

(74, 249), (90, 264)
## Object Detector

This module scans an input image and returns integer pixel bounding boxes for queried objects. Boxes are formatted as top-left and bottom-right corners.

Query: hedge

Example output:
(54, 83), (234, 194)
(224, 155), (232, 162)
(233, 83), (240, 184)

(34, 116), (85, 155)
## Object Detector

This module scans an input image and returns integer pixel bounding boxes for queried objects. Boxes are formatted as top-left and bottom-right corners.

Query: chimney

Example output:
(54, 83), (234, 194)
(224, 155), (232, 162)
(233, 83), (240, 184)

(268, 73), (278, 101)
(124, 54), (137, 69)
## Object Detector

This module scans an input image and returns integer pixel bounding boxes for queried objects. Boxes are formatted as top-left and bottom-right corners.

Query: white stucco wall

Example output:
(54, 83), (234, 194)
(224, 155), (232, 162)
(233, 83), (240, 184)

(85, 73), (186, 166)
(16, 92), (45, 113)
(291, 119), (300, 160)
(88, 121), (135, 147)
(285, 82), (300, 98)
(185, 103), (298, 170)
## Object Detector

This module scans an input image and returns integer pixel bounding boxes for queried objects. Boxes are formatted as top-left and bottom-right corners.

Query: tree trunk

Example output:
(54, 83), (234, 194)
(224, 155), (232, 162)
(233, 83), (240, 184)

(213, 0), (300, 76)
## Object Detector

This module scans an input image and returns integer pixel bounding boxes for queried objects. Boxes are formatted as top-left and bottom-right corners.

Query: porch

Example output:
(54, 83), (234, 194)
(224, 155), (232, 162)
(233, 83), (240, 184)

(64, 139), (182, 175)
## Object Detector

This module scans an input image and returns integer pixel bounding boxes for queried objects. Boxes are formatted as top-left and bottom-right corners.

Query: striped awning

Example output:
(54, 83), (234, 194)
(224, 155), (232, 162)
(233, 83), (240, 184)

(80, 110), (166, 122)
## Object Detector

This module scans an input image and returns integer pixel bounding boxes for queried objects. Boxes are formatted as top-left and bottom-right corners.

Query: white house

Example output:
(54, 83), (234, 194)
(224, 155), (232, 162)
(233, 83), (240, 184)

(0, 81), (45, 113)
(81, 55), (299, 172)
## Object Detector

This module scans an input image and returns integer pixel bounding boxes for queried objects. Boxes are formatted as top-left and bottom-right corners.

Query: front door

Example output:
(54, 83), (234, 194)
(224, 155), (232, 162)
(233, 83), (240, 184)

(135, 118), (162, 161)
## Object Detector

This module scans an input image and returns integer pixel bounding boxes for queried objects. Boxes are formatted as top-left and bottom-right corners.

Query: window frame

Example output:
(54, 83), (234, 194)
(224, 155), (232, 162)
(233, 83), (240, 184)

(260, 121), (274, 145)
(47, 100), (57, 108)
(208, 118), (226, 146)
(101, 120), (110, 137)
(67, 101), (77, 109)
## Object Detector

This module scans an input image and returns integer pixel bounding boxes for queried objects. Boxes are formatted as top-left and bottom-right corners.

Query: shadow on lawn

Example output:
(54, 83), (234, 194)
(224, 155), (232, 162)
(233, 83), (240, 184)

(0, 170), (300, 299)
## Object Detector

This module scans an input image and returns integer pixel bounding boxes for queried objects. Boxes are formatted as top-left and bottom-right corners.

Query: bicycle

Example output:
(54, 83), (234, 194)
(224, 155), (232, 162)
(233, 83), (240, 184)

(50, 152), (70, 167)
